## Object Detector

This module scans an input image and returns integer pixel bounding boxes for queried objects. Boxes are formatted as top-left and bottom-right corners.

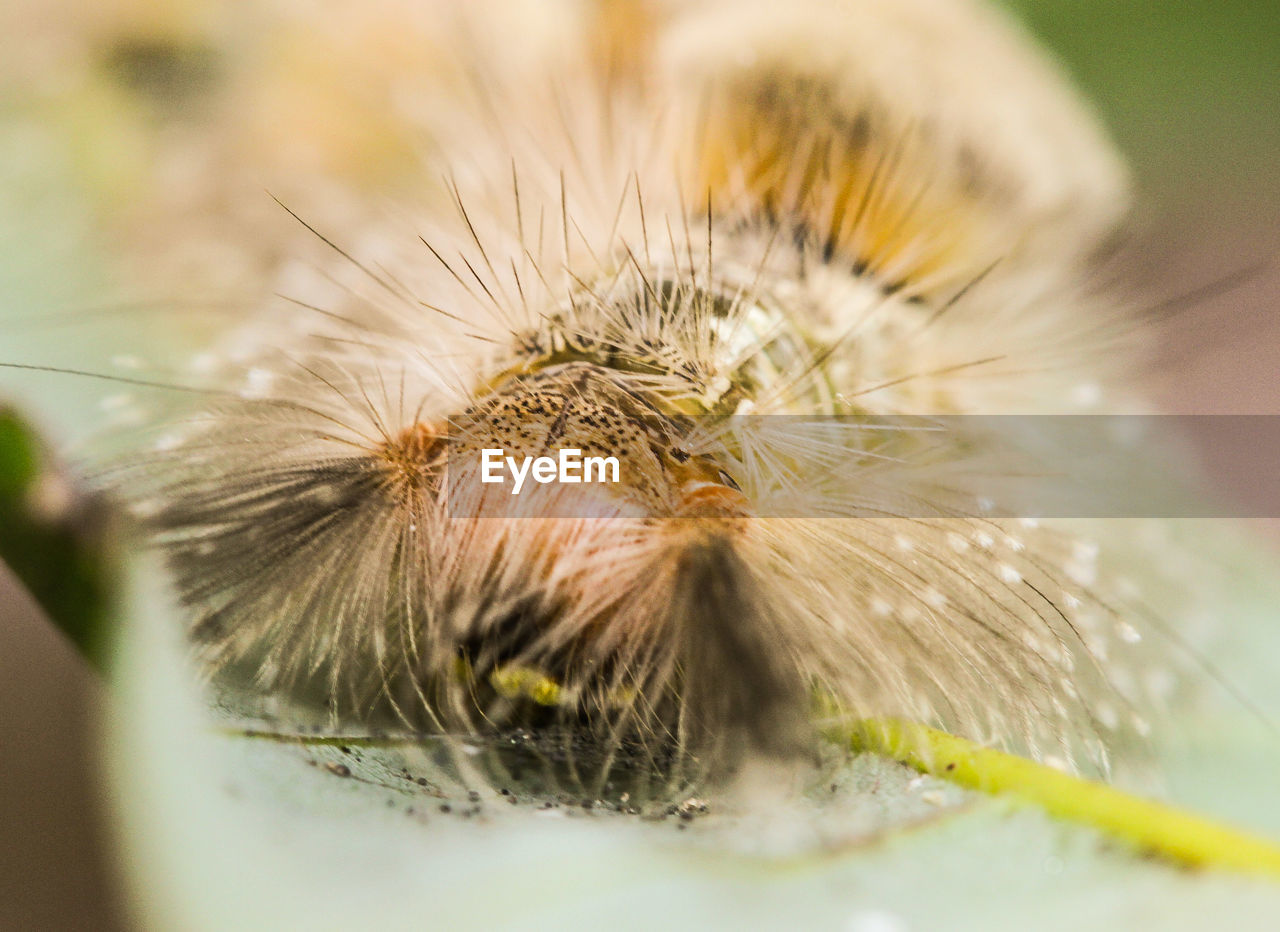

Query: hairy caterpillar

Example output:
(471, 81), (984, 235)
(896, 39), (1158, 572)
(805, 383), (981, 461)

(2, 0), (1244, 810)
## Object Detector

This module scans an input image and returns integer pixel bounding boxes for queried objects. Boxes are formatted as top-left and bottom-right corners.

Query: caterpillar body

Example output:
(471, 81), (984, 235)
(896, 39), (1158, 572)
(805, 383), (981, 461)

(17, 0), (1206, 803)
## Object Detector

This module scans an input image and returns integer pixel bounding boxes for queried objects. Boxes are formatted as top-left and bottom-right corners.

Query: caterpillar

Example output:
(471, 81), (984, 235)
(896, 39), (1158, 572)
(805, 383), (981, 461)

(3, 0), (1228, 806)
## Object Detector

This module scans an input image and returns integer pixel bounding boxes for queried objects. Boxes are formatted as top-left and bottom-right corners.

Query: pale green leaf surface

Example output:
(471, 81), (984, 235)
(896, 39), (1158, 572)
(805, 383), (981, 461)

(104, 536), (1280, 932)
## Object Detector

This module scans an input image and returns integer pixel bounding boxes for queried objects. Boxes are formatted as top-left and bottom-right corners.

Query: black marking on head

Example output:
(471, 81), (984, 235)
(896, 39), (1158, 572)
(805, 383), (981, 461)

(672, 532), (810, 766)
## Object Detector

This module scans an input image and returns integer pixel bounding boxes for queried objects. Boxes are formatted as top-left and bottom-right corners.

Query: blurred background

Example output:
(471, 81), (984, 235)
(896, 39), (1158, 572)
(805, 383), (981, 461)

(1001, 0), (1280, 415)
(1, 1), (1277, 928)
